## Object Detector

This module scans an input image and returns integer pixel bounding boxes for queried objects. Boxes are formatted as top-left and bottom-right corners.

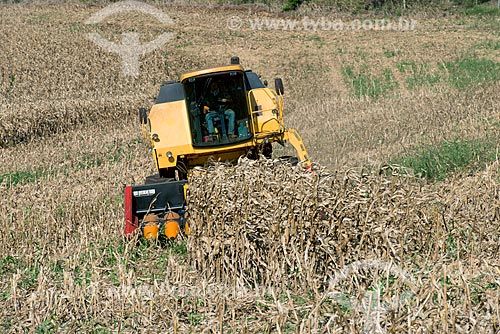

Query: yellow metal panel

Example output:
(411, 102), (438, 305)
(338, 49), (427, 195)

(283, 129), (312, 168)
(155, 140), (256, 169)
(156, 144), (192, 168)
(248, 88), (282, 135)
(149, 101), (192, 149)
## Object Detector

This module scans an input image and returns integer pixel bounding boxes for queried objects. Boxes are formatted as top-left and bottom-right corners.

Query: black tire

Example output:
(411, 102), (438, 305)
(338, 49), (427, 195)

(139, 108), (148, 125)
(277, 155), (299, 166)
(262, 142), (272, 159)
(246, 147), (259, 160)
(159, 167), (176, 180)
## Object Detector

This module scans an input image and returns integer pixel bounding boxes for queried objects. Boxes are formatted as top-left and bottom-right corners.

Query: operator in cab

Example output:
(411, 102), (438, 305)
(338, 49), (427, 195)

(203, 81), (237, 140)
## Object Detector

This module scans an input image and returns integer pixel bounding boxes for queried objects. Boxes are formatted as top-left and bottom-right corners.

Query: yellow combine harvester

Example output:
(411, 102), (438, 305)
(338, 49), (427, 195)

(124, 57), (312, 239)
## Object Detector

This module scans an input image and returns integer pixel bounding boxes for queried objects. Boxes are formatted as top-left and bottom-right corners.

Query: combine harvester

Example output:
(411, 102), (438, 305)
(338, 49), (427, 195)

(124, 57), (312, 240)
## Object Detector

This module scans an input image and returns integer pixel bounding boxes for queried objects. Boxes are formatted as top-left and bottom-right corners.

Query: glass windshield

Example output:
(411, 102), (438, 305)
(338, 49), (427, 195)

(184, 71), (252, 147)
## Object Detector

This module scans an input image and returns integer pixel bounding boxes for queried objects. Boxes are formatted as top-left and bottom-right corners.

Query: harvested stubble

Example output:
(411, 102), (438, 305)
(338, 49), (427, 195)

(188, 159), (500, 332)
(0, 95), (148, 148)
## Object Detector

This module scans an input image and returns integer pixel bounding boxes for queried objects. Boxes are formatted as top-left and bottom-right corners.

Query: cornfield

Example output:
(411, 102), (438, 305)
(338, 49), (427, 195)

(1, 3), (499, 333)
(188, 160), (500, 332)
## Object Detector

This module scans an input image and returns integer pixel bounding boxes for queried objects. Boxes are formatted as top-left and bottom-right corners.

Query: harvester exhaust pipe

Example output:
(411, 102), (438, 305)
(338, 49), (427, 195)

(231, 56), (240, 64)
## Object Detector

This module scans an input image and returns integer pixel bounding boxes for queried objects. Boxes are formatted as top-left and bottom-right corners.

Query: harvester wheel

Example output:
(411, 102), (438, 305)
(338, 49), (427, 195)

(246, 147), (258, 160)
(262, 142), (272, 159)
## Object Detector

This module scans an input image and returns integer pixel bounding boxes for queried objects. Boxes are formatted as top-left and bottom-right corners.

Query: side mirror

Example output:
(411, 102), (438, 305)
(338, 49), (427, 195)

(263, 80), (268, 87)
(275, 78), (284, 95)
(139, 108), (148, 125)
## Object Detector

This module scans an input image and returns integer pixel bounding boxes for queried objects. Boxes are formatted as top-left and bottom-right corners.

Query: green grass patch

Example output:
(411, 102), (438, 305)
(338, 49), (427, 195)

(474, 39), (500, 50)
(19, 265), (40, 289)
(188, 313), (203, 326)
(342, 53), (500, 95)
(398, 61), (441, 89)
(170, 241), (187, 256)
(383, 49), (399, 58)
(391, 138), (498, 180)
(464, 3), (499, 16)
(394, 55), (500, 90)
(342, 65), (398, 99)
(0, 317), (12, 331)
(0, 168), (51, 188)
(441, 56), (500, 89)
(0, 255), (21, 275)
(35, 317), (58, 334)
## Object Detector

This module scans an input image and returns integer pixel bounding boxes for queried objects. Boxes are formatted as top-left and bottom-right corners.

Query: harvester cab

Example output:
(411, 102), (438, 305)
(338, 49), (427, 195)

(124, 57), (312, 240)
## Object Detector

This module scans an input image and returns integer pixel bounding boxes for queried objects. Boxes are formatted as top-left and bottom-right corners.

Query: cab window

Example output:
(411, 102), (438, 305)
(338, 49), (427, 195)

(184, 72), (252, 147)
